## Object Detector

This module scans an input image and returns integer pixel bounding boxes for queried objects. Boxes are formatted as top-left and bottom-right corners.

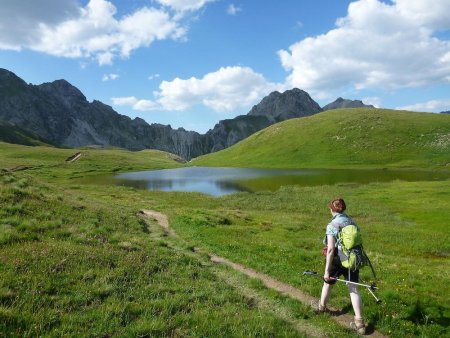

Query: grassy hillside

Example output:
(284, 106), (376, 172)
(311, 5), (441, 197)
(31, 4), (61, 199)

(0, 142), (183, 180)
(193, 108), (450, 169)
(0, 120), (50, 146)
(3, 144), (343, 337)
(1, 134), (449, 336)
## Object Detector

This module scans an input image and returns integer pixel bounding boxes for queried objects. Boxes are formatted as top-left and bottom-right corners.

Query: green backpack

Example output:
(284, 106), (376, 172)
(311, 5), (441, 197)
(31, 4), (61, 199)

(337, 223), (365, 270)
(338, 223), (376, 280)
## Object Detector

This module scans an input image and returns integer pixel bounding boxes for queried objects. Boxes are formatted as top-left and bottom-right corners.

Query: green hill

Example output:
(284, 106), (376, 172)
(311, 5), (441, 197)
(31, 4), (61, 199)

(192, 108), (450, 169)
(0, 120), (50, 146)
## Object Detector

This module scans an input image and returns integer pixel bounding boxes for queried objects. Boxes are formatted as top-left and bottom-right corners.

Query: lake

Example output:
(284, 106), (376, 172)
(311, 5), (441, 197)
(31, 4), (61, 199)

(84, 167), (450, 196)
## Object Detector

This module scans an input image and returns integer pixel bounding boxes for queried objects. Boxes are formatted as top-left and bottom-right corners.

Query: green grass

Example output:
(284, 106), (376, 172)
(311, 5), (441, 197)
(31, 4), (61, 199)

(0, 120), (50, 146)
(193, 109), (450, 169)
(163, 181), (449, 337)
(0, 169), (322, 337)
(1, 107), (449, 337)
(0, 142), (183, 179)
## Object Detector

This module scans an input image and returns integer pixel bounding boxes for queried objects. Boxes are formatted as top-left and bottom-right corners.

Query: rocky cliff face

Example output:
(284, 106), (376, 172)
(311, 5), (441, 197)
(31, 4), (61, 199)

(205, 88), (322, 153)
(322, 97), (374, 111)
(248, 88), (322, 122)
(0, 69), (324, 159)
(0, 69), (208, 159)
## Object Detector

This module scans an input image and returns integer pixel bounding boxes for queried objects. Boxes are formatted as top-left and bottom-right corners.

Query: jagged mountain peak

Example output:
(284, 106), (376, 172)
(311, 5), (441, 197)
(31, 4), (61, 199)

(0, 68), (23, 80)
(322, 97), (374, 111)
(37, 79), (86, 102)
(0, 68), (29, 95)
(247, 88), (322, 122)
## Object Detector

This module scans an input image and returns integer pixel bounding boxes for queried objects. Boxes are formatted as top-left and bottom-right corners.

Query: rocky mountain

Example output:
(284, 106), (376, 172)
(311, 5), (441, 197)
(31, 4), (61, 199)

(206, 88), (322, 152)
(248, 88), (322, 122)
(322, 97), (374, 111)
(0, 69), (209, 159)
(0, 69), (323, 159)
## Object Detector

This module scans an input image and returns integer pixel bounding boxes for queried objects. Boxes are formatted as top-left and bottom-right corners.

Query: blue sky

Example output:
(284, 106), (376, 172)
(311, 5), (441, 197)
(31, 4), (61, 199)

(1, 0), (449, 133)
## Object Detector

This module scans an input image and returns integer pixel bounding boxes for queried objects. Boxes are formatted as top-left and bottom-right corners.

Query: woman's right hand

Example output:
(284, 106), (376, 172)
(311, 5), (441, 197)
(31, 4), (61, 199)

(323, 272), (336, 283)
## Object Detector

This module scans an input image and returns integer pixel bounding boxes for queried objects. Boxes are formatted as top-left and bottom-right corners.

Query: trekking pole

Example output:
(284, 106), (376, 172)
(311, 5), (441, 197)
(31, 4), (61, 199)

(303, 270), (382, 304)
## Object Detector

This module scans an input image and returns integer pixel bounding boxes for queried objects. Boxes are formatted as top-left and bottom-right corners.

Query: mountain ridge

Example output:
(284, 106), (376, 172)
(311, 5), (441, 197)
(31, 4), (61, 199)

(0, 68), (371, 159)
(322, 97), (374, 111)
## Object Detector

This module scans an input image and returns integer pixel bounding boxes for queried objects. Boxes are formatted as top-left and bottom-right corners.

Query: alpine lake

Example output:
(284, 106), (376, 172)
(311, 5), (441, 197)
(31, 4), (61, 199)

(79, 167), (450, 196)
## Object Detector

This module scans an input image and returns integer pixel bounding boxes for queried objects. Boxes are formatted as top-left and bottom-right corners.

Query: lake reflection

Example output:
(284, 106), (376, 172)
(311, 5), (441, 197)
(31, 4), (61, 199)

(102, 167), (450, 196)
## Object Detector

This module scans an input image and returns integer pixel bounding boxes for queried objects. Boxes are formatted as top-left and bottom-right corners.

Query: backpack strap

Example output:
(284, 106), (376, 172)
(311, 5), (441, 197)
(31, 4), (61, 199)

(362, 247), (377, 280)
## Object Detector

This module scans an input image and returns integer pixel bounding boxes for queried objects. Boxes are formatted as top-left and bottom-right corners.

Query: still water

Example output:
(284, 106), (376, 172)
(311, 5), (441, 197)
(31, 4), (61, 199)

(92, 167), (450, 196)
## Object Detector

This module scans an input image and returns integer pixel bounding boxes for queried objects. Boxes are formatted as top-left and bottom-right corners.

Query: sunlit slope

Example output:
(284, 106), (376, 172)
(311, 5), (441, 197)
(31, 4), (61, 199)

(0, 142), (182, 177)
(0, 120), (50, 146)
(193, 108), (450, 168)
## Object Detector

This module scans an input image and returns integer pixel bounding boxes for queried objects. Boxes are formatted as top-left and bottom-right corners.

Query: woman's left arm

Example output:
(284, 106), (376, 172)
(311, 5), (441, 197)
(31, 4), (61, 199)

(324, 235), (335, 281)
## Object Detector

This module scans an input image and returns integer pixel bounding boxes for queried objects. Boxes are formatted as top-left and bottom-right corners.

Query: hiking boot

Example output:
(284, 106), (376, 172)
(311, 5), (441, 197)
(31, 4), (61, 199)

(350, 317), (366, 335)
(310, 300), (328, 314)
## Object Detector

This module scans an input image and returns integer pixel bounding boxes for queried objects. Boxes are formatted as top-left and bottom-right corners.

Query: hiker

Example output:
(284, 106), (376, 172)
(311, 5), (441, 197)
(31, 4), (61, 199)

(315, 197), (366, 335)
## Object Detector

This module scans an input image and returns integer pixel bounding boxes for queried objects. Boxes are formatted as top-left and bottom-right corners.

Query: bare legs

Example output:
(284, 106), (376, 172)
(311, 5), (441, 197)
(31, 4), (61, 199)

(319, 282), (363, 319)
(320, 282), (333, 309)
(348, 283), (363, 319)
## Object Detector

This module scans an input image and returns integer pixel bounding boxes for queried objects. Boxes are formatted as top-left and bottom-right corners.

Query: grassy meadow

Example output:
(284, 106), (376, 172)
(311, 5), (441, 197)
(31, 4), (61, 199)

(1, 108), (449, 337)
(0, 142), (352, 337)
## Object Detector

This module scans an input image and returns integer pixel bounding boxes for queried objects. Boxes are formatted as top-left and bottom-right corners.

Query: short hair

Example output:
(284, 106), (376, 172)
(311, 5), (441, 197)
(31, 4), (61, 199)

(328, 198), (346, 213)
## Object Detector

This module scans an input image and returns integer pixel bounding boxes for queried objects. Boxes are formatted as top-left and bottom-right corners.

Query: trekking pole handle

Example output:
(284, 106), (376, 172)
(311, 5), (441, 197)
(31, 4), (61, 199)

(302, 270), (320, 276)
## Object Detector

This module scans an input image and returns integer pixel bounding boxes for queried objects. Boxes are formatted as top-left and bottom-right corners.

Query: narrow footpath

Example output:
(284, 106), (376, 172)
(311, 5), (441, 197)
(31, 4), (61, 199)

(139, 209), (387, 338)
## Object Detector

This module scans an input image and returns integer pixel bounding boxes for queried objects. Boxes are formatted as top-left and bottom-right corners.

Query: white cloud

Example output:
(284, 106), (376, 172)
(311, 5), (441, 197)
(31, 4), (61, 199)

(112, 96), (138, 106)
(397, 99), (450, 112)
(362, 96), (382, 108)
(278, 0), (450, 98)
(0, 0), (202, 65)
(112, 66), (283, 112)
(133, 99), (161, 111)
(227, 4), (242, 15)
(0, 0), (80, 50)
(111, 96), (160, 111)
(394, 0), (450, 31)
(156, 0), (215, 12)
(102, 73), (119, 81)
(157, 66), (282, 112)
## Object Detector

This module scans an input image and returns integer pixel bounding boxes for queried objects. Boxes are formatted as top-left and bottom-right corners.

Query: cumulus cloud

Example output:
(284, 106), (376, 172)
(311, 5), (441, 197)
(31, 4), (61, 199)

(156, 0), (216, 12)
(111, 96), (160, 111)
(0, 0), (81, 50)
(112, 66), (283, 112)
(397, 99), (450, 112)
(227, 4), (242, 15)
(0, 0), (209, 64)
(278, 0), (450, 98)
(111, 96), (138, 106)
(362, 96), (382, 108)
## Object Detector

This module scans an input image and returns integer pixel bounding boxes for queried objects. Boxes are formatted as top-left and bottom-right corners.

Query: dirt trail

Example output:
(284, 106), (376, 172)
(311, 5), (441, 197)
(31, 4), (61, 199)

(139, 209), (387, 338)
(139, 210), (175, 236)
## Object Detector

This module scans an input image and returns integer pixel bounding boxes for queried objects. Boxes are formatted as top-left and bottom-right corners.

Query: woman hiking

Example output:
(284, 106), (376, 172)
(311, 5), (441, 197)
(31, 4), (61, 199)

(314, 197), (366, 335)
